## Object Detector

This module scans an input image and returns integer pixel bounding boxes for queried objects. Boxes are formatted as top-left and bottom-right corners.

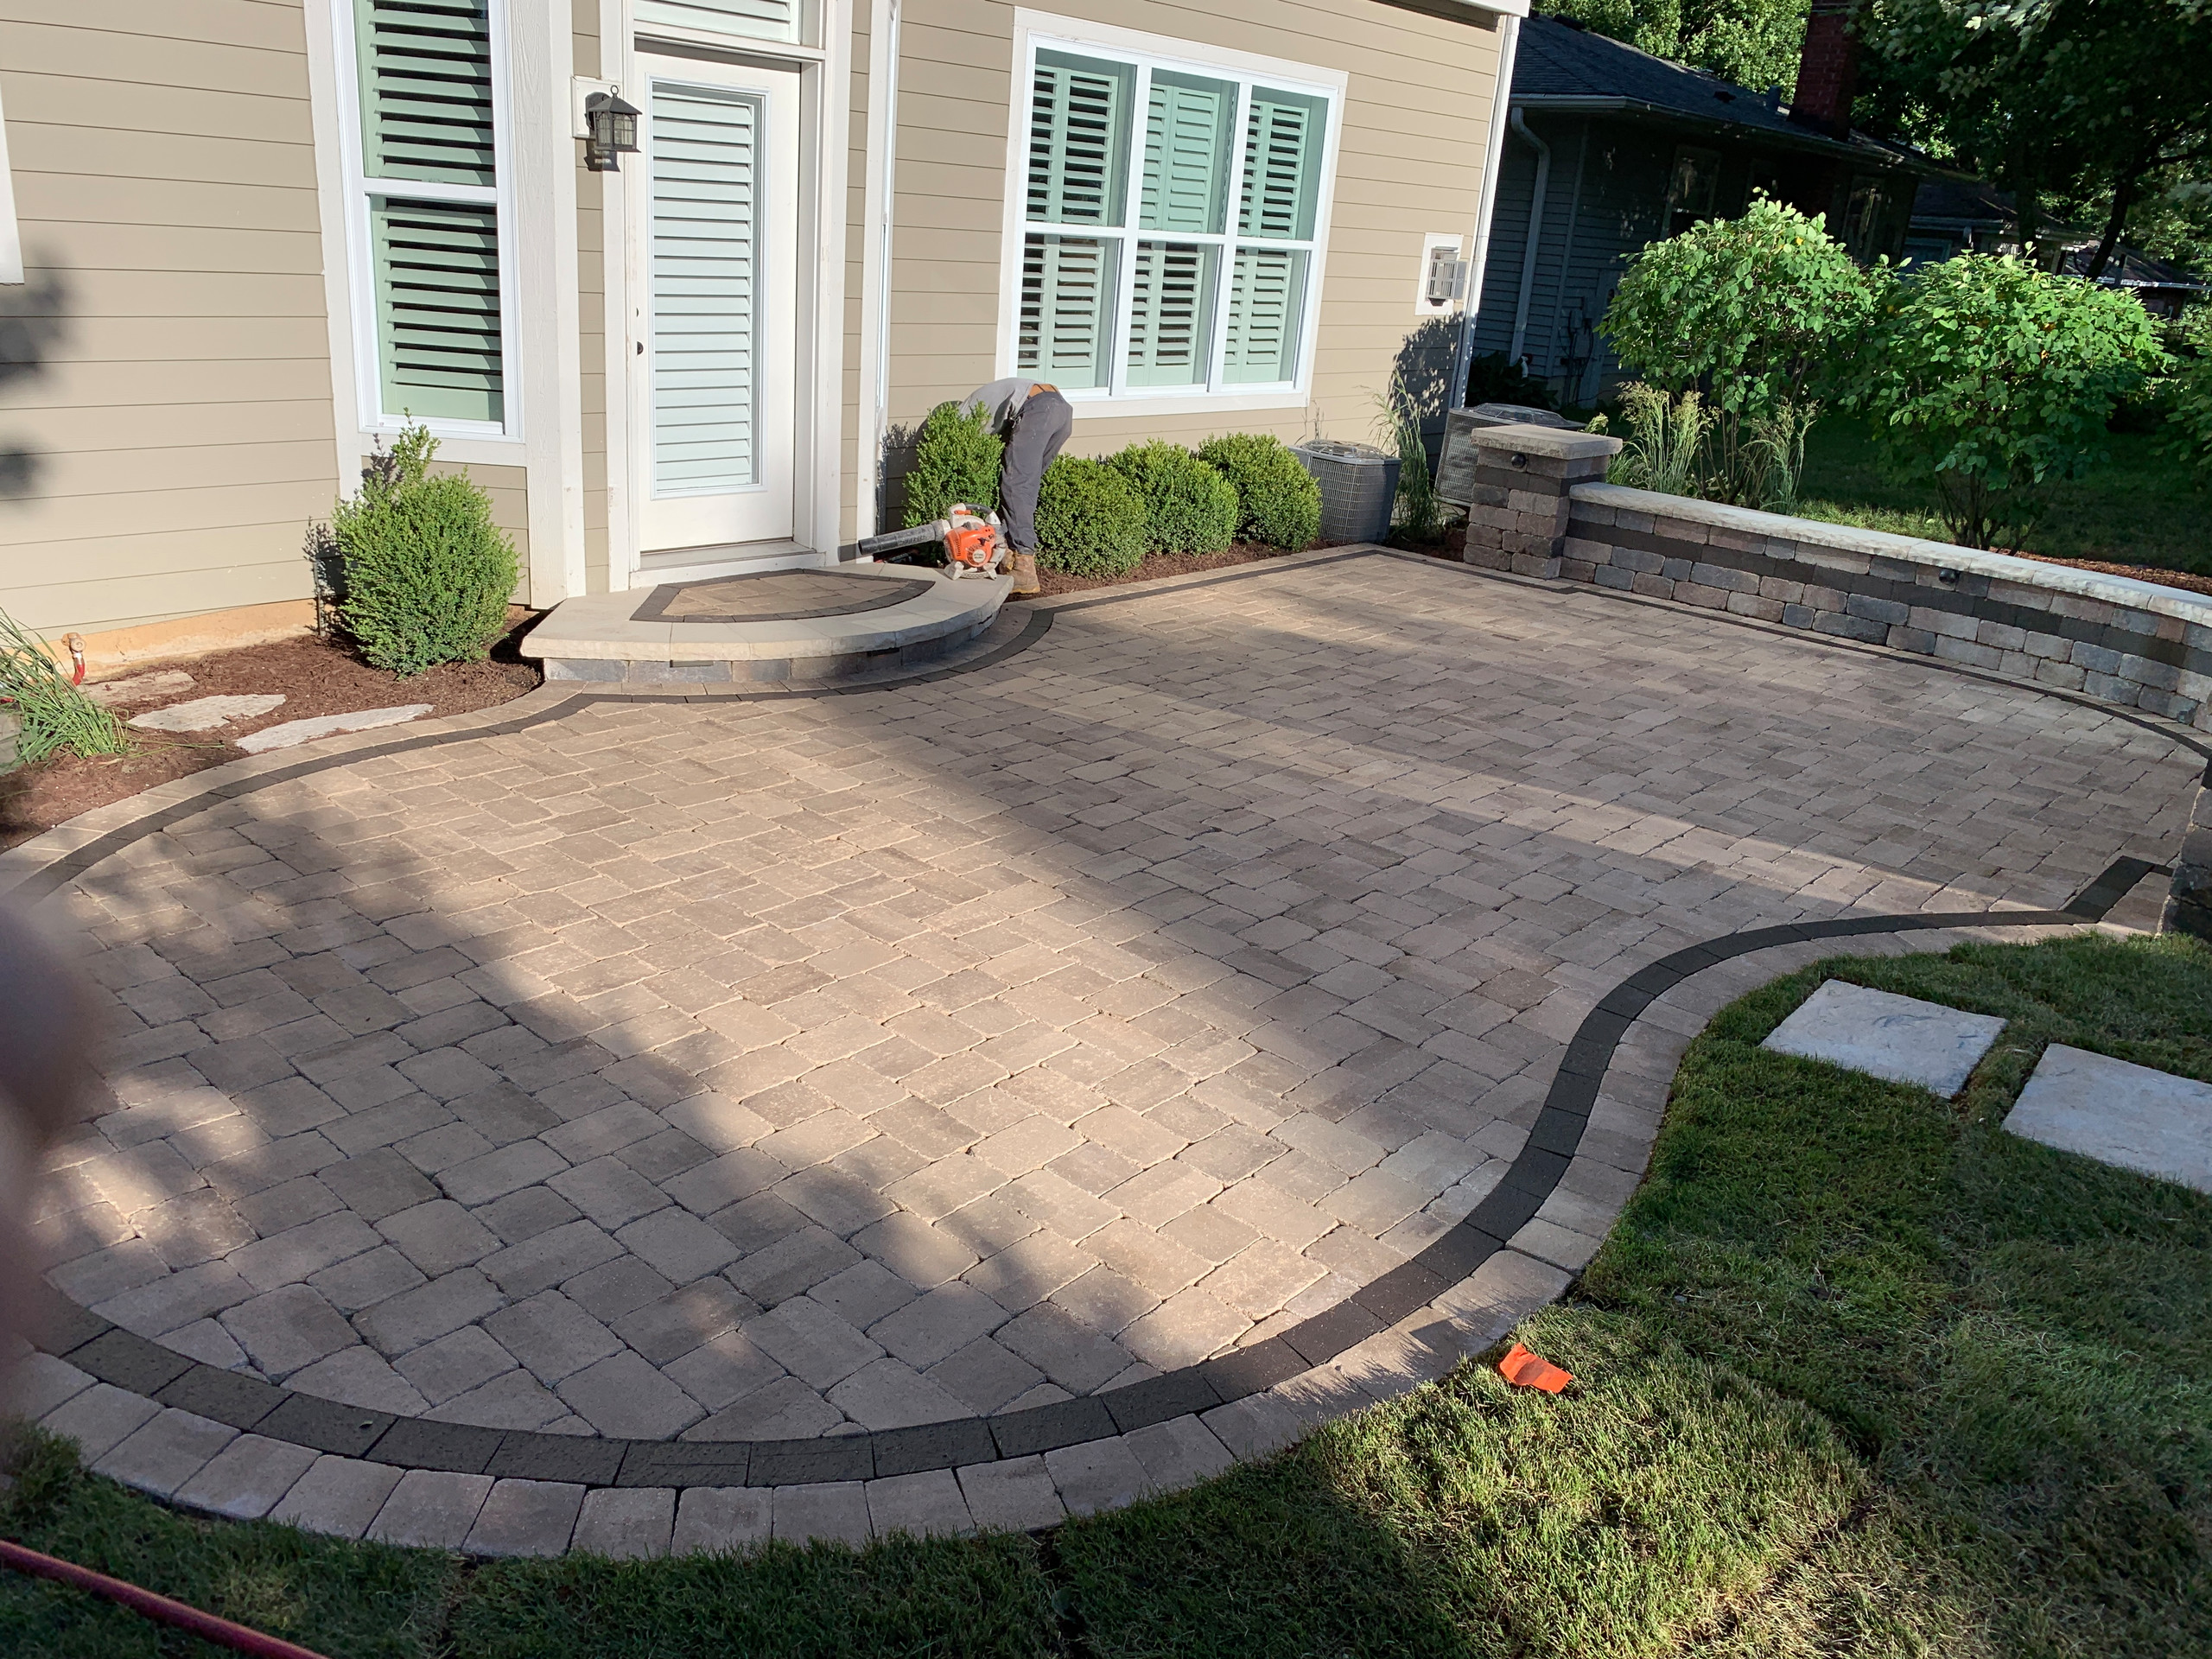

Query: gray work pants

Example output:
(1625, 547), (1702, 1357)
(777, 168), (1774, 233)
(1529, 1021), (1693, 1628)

(999, 388), (1072, 552)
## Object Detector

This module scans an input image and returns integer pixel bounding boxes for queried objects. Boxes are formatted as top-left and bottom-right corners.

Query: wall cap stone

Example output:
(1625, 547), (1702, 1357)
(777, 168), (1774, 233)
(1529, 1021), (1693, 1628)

(1467, 423), (1623, 463)
(1569, 481), (2212, 629)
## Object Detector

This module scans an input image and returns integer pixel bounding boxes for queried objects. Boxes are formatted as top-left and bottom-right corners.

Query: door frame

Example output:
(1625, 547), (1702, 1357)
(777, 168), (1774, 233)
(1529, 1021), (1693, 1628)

(596, 3), (850, 591)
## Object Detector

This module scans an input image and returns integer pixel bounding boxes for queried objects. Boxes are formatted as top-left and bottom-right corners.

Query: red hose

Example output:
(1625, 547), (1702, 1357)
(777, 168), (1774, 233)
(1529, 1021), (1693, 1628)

(0, 1537), (334, 1659)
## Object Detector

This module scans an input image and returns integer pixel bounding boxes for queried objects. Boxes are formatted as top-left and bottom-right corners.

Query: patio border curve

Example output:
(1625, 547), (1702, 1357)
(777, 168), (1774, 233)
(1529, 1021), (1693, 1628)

(3, 547), (2202, 1552)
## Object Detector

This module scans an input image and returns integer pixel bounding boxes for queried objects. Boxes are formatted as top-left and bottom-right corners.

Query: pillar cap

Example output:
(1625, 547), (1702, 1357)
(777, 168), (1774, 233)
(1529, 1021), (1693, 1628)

(1467, 422), (1622, 462)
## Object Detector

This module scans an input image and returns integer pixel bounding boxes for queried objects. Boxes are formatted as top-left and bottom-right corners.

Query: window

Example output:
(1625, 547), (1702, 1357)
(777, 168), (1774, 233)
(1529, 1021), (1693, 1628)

(1666, 145), (1720, 236)
(1841, 176), (1885, 262)
(343, 0), (512, 432)
(1014, 35), (1338, 403)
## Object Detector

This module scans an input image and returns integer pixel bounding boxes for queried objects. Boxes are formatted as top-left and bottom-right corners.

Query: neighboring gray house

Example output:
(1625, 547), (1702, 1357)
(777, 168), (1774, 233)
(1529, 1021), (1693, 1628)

(1468, 14), (1934, 406)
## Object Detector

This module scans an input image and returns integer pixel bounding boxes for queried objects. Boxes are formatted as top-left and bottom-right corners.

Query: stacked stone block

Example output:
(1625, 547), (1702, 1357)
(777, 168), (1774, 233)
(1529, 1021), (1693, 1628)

(1453, 426), (1622, 579)
(1447, 426), (2212, 734)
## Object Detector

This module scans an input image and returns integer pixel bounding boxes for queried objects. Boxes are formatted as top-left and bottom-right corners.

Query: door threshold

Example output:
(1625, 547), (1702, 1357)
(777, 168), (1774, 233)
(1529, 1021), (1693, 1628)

(628, 541), (828, 588)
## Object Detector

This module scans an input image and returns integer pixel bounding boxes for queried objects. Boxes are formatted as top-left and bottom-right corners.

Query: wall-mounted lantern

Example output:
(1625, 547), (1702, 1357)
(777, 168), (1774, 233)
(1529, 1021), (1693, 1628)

(584, 90), (642, 173)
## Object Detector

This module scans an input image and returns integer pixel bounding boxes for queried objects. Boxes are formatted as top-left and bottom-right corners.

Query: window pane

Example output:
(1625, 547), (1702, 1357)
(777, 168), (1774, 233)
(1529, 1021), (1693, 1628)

(1126, 241), (1217, 387)
(355, 0), (496, 187)
(372, 197), (503, 423)
(1019, 233), (1117, 389)
(1141, 70), (1235, 235)
(1223, 245), (1306, 384)
(1238, 87), (1326, 241)
(1028, 51), (1134, 226)
(652, 86), (761, 497)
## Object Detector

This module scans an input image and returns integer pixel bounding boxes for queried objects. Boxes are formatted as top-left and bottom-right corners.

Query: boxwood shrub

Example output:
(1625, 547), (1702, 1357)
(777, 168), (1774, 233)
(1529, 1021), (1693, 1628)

(1196, 432), (1321, 549)
(334, 423), (518, 677)
(1035, 454), (1146, 576)
(901, 400), (1003, 528)
(1109, 442), (1238, 554)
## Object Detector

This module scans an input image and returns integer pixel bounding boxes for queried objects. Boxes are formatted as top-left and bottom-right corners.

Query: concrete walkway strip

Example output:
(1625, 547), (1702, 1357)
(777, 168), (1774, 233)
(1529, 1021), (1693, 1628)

(1762, 980), (2007, 1098)
(236, 704), (433, 753)
(2004, 1044), (2212, 1193)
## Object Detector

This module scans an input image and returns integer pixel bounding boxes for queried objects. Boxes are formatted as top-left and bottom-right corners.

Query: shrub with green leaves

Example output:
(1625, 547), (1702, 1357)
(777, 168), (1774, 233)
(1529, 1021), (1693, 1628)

(2165, 304), (2212, 484)
(1844, 255), (2170, 549)
(1108, 442), (1238, 554)
(0, 607), (127, 766)
(1601, 197), (1878, 505)
(1035, 454), (1146, 576)
(1195, 432), (1321, 549)
(331, 423), (518, 677)
(900, 400), (1005, 528)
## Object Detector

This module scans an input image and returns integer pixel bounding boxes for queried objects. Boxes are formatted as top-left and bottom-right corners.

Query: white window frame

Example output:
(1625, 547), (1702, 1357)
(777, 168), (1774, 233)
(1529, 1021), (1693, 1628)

(997, 11), (1347, 422)
(0, 78), (22, 286)
(329, 0), (523, 444)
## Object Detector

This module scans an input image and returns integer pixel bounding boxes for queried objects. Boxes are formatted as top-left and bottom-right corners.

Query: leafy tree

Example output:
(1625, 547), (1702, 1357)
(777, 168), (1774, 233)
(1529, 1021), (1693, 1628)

(1844, 254), (2168, 547)
(1600, 198), (1878, 502)
(2164, 304), (2212, 483)
(1861, 1), (2212, 276)
(1539, 0), (1812, 94)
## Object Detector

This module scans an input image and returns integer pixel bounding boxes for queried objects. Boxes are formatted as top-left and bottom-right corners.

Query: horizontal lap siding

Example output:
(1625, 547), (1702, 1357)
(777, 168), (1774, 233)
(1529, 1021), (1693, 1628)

(883, 0), (1502, 466)
(0, 2), (342, 639)
(576, 2), (608, 591)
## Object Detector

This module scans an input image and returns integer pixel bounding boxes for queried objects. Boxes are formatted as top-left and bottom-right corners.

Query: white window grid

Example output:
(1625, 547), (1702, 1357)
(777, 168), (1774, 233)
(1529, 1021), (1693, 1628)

(331, 0), (520, 441)
(1015, 32), (1339, 406)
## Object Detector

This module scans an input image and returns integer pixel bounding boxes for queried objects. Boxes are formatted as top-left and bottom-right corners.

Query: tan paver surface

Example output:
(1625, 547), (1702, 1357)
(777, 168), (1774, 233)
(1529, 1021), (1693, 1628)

(31, 556), (2196, 1446)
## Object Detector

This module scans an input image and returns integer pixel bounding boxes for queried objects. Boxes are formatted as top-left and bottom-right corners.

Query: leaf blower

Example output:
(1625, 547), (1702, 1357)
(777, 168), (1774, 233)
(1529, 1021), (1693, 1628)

(856, 504), (1007, 579)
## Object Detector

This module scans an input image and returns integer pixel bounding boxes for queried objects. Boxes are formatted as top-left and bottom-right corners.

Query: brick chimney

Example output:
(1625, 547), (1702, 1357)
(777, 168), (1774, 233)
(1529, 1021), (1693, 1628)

(1790, 0), (1859, 139)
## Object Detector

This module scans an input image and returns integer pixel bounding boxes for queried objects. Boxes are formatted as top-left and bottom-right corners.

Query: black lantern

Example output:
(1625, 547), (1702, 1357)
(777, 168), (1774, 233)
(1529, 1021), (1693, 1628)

(585, 90), (641, 172)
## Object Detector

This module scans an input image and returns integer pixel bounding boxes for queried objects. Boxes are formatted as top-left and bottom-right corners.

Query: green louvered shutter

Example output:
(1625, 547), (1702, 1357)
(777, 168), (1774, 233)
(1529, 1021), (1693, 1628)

(1237, 86), (1327, 241)
(1141, 70), (1233, 234)
(1223, 246), (1307, 385)
(355, 0), (496, 187)
(636, 0), (798, 42)
(372, 198), (504, 422)
(1027, 52), (1132, 225)
(1019, 235), (1116, 389)
(652, 86), (761, 494)
(1126, 243), (1215, 386)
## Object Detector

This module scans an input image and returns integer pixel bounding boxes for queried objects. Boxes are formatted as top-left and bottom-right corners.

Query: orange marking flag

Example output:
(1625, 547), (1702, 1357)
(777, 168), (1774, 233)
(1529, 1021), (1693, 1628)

(1498, 1342), (1573, 1393)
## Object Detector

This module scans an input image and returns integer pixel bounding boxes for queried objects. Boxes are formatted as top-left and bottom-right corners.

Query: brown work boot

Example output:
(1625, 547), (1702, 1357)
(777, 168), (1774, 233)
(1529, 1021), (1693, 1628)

(1008, 551), (1040, 595)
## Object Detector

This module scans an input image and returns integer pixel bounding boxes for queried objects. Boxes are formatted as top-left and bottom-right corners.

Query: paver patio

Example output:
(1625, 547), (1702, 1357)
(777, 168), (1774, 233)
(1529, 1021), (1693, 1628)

(11, 549), (2202, 1541)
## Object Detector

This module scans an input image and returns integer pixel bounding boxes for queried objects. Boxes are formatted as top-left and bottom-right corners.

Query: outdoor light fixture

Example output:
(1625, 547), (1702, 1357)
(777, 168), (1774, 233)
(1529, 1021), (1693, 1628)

(584, 90), (641, 172)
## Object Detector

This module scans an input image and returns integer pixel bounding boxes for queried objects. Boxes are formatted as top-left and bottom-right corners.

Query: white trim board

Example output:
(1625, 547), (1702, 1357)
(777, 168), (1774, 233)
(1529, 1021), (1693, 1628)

(0, 79), (22, 285)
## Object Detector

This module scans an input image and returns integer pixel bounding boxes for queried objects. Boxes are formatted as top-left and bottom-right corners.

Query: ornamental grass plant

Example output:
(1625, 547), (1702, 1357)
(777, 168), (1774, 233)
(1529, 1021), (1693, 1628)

(0, 607), (128, 766)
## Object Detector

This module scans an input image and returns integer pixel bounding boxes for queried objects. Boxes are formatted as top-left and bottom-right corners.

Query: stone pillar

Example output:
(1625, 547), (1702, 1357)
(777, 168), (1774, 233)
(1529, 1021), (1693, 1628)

(1451, 423), (1621, 578)
(2164, 775), (2212, 942)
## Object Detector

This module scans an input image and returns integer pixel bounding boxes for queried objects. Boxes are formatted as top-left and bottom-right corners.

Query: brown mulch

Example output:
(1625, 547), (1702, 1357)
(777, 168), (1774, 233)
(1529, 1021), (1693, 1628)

(1027, 541), (1301, 596)
(1993, 549), (2212, 601)
(2, 619), (541, 849)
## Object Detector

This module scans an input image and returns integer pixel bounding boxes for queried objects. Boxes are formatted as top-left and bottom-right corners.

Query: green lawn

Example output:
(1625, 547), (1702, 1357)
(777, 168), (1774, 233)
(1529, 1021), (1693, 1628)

(1796, 416), (2209, 577)
(6, 932), (2209, 1658)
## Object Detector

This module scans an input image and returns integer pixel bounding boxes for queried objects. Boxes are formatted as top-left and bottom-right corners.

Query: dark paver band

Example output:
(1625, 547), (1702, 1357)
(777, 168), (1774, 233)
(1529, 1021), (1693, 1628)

(15, 547), (2196, 1489)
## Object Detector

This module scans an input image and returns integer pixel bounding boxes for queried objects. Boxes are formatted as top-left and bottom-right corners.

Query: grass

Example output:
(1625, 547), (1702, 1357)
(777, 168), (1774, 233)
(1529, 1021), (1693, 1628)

(1795, 415), (2209, 577)
(4, 932), (2208, 1656)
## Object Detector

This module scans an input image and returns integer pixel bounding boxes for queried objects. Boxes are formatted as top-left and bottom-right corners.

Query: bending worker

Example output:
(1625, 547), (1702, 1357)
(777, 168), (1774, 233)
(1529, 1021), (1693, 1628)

(961, 377), (1071, 596)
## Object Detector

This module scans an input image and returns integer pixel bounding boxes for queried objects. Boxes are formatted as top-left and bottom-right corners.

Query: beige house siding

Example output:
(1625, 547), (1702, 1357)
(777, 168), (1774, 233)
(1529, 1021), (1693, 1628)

(0, 0), (343, 640)
(880, 0), (1500, 482)
(575, 1), (609, 592)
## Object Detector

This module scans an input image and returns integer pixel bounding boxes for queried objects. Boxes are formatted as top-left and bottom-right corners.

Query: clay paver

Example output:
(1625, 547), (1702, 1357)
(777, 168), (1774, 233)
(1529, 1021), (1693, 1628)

(2004, 1044), (2212, 1193)
(1763, 980), (2008, 1098)
(20, 551), (2197, 1542)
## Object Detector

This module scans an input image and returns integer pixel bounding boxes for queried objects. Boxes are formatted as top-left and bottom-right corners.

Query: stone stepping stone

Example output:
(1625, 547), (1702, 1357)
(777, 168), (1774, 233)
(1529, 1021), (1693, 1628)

(1762, 980), (2005, 1098)
(236, 703), (432, 753)
(87, 669), (194, 708)
(128, 693), (284, 732)
(2003, 1045), (2212, 1193)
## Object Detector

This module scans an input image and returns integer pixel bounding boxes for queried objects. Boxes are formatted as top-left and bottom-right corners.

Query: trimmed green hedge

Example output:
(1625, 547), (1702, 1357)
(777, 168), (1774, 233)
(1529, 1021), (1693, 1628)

(334, 424), (518, 677)
(1109, 442), (1238, 555)
(1035, 455), (1146, 576)
(1197, 432), (1321, 549)
(901, 401), (1003, 528)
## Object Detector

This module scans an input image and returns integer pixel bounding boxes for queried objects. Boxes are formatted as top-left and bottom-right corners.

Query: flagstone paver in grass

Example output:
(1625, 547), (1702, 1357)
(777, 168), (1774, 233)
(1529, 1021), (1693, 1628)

(1760, 978), (2008, 1096)
(2005, 1042), (2212, 1192)
(10, 550), (2203, 1540)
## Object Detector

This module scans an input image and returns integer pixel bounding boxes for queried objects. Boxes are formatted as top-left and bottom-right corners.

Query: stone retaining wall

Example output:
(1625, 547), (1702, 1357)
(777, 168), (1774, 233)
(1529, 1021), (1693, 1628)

(1447, 423), (2212, 734)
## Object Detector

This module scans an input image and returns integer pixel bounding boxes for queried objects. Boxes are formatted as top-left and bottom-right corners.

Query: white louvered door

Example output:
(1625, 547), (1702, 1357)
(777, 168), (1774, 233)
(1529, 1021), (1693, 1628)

(633, 54), (799, 555)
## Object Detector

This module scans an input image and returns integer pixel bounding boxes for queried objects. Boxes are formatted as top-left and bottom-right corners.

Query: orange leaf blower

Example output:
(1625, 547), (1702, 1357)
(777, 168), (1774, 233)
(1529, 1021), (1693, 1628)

(856, 504), (1007, 579)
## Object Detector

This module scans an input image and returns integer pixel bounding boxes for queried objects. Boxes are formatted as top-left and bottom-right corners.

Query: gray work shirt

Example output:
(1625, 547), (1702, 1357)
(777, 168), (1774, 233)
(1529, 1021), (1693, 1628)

(961, 377), (1040, 435)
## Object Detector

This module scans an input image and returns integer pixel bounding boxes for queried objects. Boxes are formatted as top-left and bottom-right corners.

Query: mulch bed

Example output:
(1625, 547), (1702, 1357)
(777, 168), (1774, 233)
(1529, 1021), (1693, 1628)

(2, 622), (540, 849)
(1028, 541), (1302, 596)
(1995, 549), (2212, 601)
